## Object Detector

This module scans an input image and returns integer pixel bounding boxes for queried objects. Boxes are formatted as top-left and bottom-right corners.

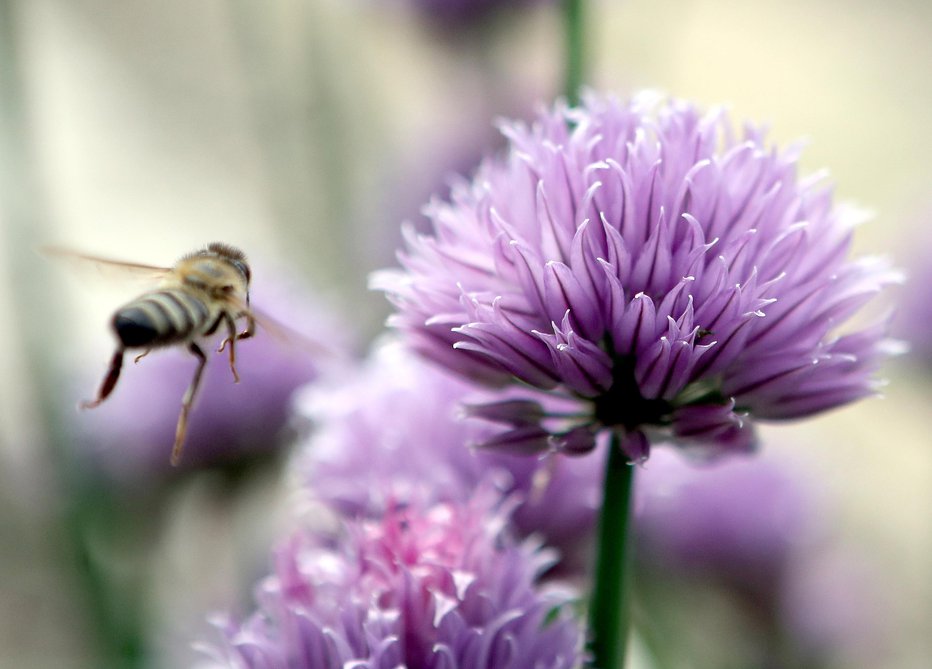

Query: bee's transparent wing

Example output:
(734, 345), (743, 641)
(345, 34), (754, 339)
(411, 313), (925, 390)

(41, 245), (173, 279)
(226, 295), (343, 359)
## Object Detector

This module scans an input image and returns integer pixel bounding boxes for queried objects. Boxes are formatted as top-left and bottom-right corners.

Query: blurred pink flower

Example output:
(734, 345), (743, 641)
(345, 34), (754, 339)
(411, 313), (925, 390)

(201, 489), (585, 668)
(295, 339), (603, 572)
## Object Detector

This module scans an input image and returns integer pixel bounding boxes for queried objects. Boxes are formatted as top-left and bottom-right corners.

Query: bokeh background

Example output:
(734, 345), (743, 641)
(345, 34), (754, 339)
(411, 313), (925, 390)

(0, 0), (929, 667)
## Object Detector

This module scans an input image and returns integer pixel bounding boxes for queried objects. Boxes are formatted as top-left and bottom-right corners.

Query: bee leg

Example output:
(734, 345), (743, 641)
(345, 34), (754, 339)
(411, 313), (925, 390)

(216, 314), (241, 383)
(171, 343), (207, 467)
(80, 349), (125, 409)
(238, 313), (256, 341)
(218, 312), (256, 346)
(133, 349), (151, 364)
(218, 313), (256, 351)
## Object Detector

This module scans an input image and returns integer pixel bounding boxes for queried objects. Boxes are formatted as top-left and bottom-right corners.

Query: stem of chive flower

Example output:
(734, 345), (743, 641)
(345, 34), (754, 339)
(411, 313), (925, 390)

(587, 432), (635, 669)
(558, 2), (634, 665)
(561, 0), (586, 107)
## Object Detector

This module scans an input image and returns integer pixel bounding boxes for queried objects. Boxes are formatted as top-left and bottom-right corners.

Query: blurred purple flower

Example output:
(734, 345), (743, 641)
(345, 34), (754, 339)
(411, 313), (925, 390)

(375, 92), (900, 461)
(635, 448), (818, 593)
(295, 339), (603, 571)
(73, 278), (352, 482)
(200, 490), (585, 668)
(635, 448), (890, 665)
(401, 0), (546, 29)
(780, 549), (891, 665)
(892, 219), (931, 366)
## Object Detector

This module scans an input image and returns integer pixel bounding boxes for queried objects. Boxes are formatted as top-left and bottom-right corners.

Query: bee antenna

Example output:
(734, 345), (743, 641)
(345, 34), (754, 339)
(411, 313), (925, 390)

(205, 242), (247, 262)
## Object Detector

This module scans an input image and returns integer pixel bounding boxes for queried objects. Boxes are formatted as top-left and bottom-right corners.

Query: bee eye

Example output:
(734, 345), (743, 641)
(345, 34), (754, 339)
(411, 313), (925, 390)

(230, 259), (251, 283)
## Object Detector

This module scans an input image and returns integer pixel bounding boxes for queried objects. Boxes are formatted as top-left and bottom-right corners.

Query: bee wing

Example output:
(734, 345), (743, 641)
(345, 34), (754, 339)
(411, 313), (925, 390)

(226, 295), (343, 359)
(41, 245), (173, 279)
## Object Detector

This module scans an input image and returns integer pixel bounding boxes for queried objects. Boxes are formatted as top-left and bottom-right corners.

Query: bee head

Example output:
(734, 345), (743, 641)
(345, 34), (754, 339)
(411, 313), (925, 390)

(203, 242), (251, 286)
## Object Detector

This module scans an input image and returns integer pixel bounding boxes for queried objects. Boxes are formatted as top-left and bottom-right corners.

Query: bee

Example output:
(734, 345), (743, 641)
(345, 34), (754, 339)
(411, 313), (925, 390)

(50, 243), (259, 466)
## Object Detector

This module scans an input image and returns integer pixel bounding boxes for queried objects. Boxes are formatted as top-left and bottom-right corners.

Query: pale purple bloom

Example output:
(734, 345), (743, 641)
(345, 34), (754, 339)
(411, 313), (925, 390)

(403, 0), (545, 28)
(375, 92), (899, 460)
(780, 549), (891, 665)
(200, 490), (585, 668)
(635, 448), (818, 593)
(295, 340), (603, 570)
(634, 448), (890, 665)
(892, 220), (931, 366)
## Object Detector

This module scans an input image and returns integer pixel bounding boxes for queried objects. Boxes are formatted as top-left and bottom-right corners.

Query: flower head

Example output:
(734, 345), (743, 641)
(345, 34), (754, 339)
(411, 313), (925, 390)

(295, 340), (603, 570)
(375, 92), (899, 460)
(201, 491), (585, 668)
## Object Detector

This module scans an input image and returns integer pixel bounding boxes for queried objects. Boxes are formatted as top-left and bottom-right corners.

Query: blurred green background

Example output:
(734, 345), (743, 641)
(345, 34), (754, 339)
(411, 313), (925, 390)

(0, 0), (929, 667)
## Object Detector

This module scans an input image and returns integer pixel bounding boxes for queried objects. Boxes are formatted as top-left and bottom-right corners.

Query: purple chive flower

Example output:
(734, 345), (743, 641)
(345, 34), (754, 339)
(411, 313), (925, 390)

(74, 280), (350, 482)
(295, 339), (603, 570)
(374, 92), (900, 461)
(200, 490), (585, 668)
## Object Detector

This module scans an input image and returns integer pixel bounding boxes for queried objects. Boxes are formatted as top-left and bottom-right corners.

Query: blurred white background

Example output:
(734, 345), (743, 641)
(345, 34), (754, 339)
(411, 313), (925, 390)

(0, 0), (929, 667)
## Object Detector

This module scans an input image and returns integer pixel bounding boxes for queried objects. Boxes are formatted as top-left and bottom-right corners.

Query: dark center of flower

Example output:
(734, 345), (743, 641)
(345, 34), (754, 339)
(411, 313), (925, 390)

(592, 357), (672, 431)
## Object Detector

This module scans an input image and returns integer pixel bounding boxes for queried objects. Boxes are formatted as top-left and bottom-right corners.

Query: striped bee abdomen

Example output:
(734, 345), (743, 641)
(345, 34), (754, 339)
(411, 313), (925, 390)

(112, 290), (211, 348)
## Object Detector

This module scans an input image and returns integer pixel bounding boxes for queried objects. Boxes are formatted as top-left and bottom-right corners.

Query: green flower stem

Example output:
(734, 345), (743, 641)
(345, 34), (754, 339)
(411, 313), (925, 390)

(561, 0), (587, 106)
(558, 2), (635, 663)
(587, 433), (635, 669)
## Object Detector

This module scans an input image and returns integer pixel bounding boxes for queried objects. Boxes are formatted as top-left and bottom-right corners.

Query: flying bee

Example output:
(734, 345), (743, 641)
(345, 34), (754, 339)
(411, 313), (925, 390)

(49, 243), (261, 466)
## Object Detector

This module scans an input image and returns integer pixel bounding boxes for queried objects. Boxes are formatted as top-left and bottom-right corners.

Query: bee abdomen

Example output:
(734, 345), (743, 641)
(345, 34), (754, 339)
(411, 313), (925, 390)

(112, 290), (210, 348)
